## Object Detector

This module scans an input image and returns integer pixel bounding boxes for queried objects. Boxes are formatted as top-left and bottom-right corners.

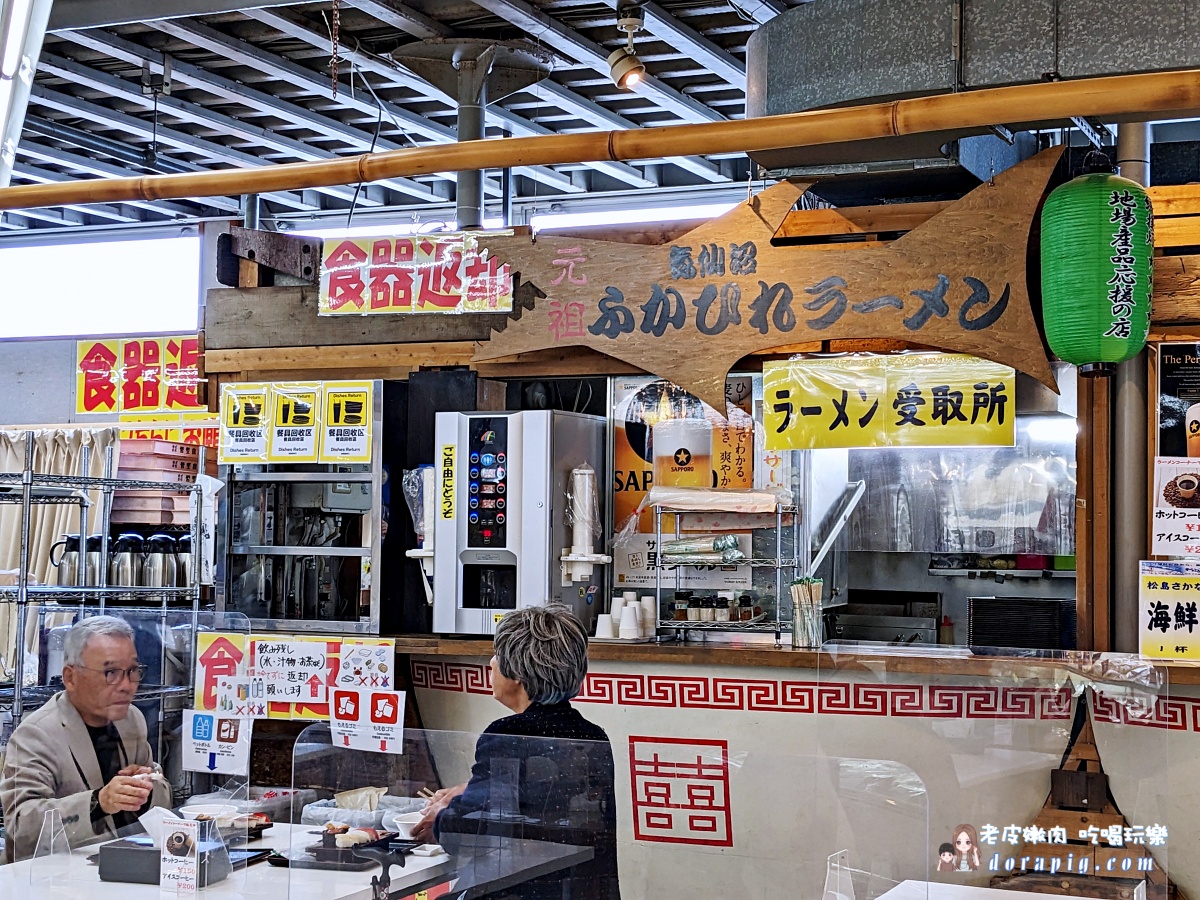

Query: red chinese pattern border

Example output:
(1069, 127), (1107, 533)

(410, 660), (1196, 728)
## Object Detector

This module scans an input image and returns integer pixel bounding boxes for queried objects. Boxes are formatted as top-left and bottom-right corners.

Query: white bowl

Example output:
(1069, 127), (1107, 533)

(383, 811), (425, 839)
(179, 804), (238, 826)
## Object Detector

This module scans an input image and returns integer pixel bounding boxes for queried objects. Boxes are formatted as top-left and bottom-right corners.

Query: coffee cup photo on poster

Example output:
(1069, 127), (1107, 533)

(1153, 457), (1200, 509)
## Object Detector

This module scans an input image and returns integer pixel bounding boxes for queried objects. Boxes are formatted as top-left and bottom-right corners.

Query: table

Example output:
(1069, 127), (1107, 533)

(0, 823), (453, 900)
(876, 881), (1109, 900)
(439, 833), (594, 900)
(0, 822), (596, 900)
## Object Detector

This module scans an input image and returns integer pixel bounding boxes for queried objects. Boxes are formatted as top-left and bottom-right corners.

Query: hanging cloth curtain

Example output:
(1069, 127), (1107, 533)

(0, 427), (118, 680)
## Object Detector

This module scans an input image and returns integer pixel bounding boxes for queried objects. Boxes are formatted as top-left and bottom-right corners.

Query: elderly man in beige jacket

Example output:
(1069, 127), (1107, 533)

(1, 615), (171, 862)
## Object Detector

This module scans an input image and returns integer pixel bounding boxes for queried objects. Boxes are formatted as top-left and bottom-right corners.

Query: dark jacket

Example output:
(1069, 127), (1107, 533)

(436, 701), (621, 900)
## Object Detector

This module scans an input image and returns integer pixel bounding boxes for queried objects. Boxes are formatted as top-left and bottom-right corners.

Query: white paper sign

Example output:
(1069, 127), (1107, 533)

(613, 532), (752, 590)
(160, 816), (200, 893)
(214, 675), (266, 719)
(1152, 456), (1200, 556)
(330, 688), (405, 753)
(183, 709), (252, 775)
(250, 638), (328, 703)
(336, 641), (395, 690)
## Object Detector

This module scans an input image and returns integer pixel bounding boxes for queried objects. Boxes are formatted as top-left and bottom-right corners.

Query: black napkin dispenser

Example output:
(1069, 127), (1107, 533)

(97, 834), (231, 886)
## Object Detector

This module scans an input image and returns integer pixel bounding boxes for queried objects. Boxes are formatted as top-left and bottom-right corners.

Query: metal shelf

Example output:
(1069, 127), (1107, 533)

(232, 471), (372, 483)
(927, 568), (1046, 579)
(654, 503), (799, 516)
(230, 544), (371, 557)
(3, 432), (206, 743)
(659, 557), (801, 568)
(0, 493), (89, 505)
(657, 619), (777, 632)
(242, 616), (375, 635)
(0, 683), (192, 707)
(0, 586), (197, 602)
(0, 472), (201, 492)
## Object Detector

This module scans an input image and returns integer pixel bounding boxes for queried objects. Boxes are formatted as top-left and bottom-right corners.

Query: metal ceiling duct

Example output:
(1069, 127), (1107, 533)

(746, 0), (1200, 202)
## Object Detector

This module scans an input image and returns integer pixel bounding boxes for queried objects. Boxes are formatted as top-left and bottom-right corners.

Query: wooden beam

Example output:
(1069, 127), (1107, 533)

(1151, 216), (1200, 250)
(204, 342), (476, 374)
(539, 221), (694, 246)
(1147, 183), (1200, 217)
(472, 346), (644, 378)
(774, 201), (951, 241)
(204, 286), (510, 350)
(1150, 255), (1200, 325)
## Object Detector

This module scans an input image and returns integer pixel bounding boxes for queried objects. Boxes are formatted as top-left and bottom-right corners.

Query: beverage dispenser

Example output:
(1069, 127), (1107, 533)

(432, 410), (609, 635)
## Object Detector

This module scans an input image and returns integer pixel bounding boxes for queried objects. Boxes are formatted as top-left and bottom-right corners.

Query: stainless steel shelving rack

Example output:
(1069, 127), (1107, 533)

(214, 383), (383, 635)
(0, 432), (204, 730)
(653, 497), (801, 646)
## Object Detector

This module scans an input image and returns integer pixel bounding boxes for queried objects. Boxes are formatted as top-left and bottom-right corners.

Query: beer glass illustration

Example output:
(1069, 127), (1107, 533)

(652, 418), (713, 488)
(1188, 403), (1200, 458)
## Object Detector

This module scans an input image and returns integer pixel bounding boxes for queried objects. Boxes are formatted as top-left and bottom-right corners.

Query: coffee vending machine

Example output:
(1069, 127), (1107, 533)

(432, 410), (608, 635)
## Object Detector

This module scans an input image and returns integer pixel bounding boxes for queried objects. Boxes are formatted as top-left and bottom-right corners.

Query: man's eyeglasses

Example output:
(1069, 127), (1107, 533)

(71, 664), (148, 685)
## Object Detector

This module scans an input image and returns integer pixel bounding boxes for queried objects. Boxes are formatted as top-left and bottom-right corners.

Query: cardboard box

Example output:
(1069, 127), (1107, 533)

(119, 440), (199, 458)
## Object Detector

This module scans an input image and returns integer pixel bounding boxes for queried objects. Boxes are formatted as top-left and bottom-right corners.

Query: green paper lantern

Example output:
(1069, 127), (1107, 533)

(1039, 162), (1154, 376)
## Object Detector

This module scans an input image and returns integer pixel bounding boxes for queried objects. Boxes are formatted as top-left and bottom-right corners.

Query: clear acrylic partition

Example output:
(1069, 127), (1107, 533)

(289, 725), (643, 900)
(15, 800), (252, 898)
(2, 606), (251, 797)
(289, 726), (927, 900)
(619, 748), (929, 899)
(818, 644), (1171, 899)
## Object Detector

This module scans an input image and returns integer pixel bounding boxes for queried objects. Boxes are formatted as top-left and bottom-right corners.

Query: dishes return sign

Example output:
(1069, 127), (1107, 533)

(319, 232), (513, 315)
(763, 353), (1016, 450)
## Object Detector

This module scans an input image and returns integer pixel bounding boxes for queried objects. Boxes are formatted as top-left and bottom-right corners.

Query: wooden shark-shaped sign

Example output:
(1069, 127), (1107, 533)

(473, 148), (1062, 410)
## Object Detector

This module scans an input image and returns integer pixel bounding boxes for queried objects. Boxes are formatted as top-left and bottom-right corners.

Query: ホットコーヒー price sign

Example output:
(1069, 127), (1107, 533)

(763, 353), (1015, 450)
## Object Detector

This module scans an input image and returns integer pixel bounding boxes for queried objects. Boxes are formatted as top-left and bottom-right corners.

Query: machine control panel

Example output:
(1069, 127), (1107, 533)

(467, 417), (508, 547)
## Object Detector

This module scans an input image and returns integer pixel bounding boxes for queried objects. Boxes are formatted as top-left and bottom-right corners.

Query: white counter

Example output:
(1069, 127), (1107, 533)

(876, 881), (1110, 900)
(0, 823), (454, 900)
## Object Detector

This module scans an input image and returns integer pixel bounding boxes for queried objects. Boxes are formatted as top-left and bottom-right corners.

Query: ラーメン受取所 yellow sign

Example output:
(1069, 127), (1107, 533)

(763, 354), (1016, 450)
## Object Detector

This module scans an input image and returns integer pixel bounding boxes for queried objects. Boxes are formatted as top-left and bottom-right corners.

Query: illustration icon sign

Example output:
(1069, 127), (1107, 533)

(370, 693), (398, 725)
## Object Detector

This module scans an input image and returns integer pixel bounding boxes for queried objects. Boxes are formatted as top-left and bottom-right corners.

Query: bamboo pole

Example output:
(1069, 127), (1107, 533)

(2, 68), (1200, 212)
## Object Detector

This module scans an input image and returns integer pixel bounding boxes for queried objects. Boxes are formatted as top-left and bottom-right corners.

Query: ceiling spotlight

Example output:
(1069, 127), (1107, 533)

(608, 5), (646, 89)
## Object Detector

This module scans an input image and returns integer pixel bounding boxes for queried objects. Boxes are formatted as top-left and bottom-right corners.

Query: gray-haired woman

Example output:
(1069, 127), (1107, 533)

(413, 604), (620, 899)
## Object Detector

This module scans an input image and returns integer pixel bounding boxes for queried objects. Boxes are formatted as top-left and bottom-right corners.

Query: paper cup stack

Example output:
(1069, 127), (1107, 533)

(619, 605), (642, 639)
(640, 595), (656, 635)
(595, 613), (615, 639)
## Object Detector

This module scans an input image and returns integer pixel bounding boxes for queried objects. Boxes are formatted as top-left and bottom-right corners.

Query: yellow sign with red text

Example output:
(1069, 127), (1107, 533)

(319, 232), (513, 315)
(193, 632), (395, 720)
(763, 354), (1015, 450)
(76, 335), (204, 414)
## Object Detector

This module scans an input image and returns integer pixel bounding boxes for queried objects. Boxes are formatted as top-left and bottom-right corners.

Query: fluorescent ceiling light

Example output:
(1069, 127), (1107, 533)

(1, 0), (33, 78)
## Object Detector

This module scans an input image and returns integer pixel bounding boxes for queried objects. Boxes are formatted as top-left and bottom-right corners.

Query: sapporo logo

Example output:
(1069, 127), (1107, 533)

(673, 448), (692, 467)
(1190, 420), (1200, 436)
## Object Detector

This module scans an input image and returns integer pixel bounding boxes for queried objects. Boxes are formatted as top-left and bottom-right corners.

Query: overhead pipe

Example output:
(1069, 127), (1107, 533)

(23, 114), (195, 174)
(1, 67), (1200, 211)
(454, 46), (493, 230)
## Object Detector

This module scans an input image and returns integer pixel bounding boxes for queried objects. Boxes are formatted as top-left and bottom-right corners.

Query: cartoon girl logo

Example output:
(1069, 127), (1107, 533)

(952, 823), (981, 871)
